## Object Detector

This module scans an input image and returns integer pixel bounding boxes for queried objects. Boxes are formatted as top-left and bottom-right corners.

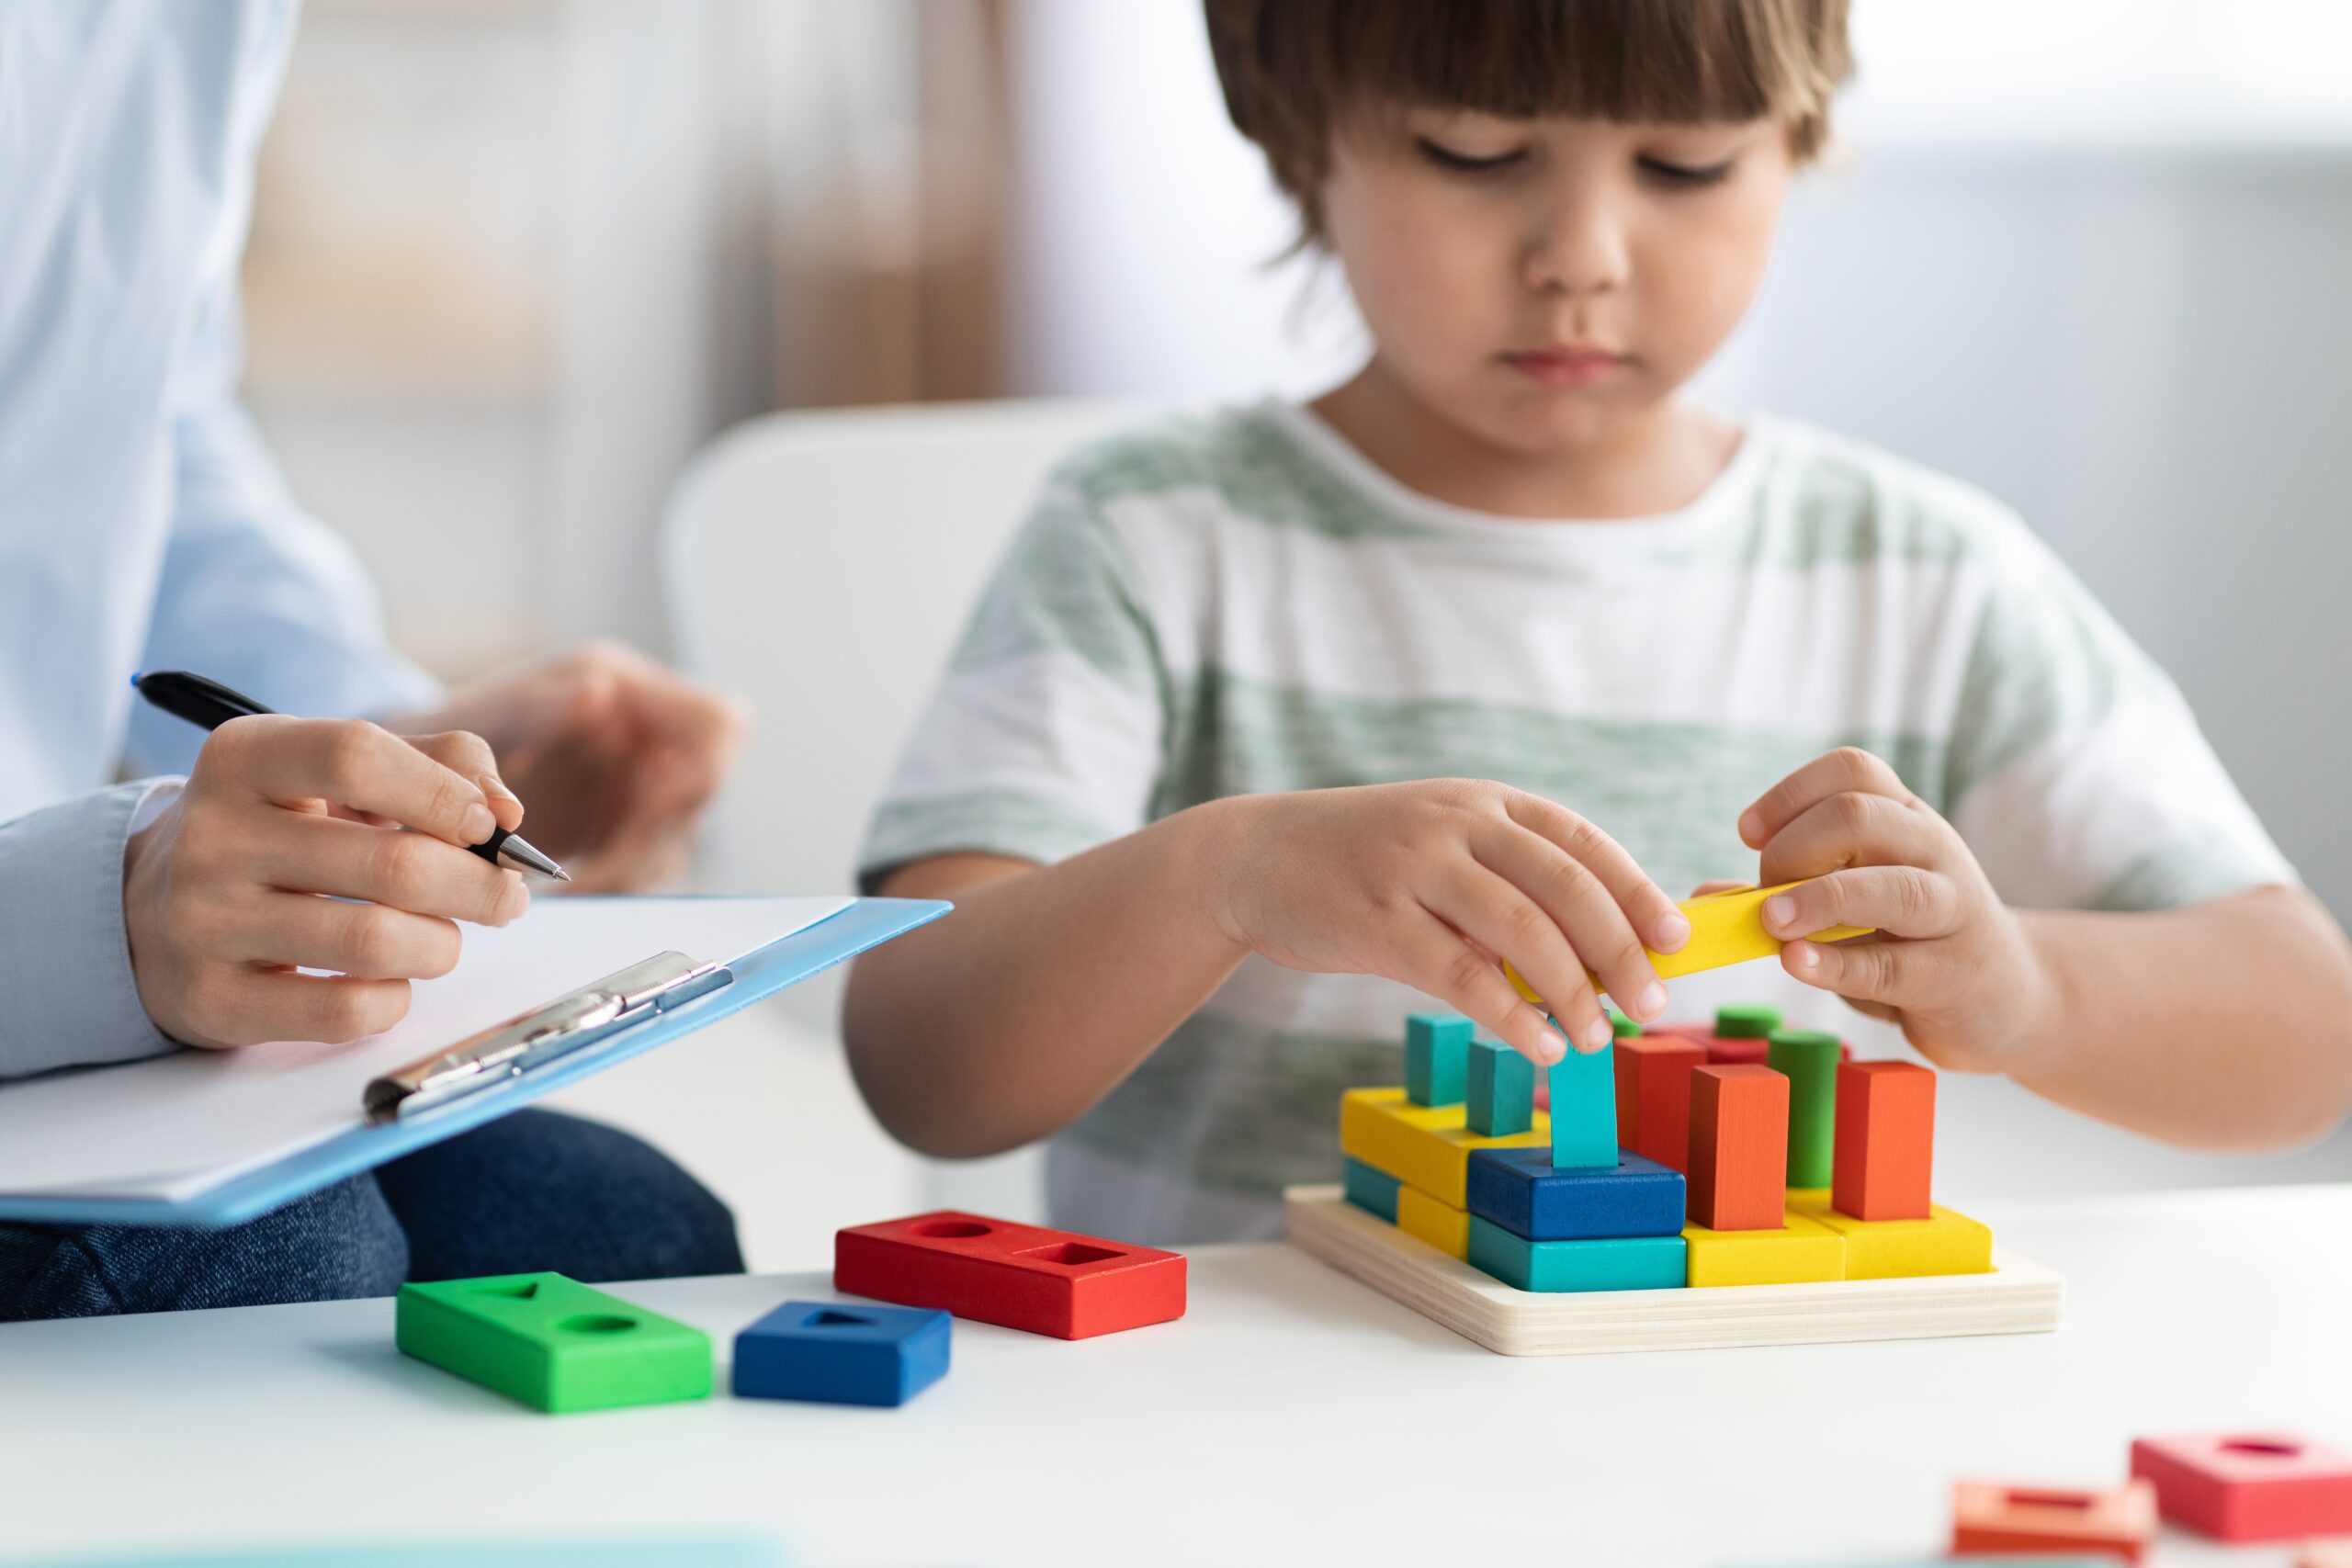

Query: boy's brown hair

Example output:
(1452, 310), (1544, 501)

(1205, 0), (1853, 243)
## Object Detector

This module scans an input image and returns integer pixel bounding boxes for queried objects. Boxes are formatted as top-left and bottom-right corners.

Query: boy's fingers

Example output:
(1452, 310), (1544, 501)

(1762, 866), (1959, 942)
(1474, 824), (1668, 1021)
(238, 894), (465, 982)
(1739, 747), (1913, 850)
(1502, 794), (1689, 953)
(1398, 908), (1569, 1065)
(1782, 931), (1908, 1007)
(1755, 790), (1943, 887)
(1422, 863), (1604, 1052)
(252, 816), (527, 927)
(222, 717), (499, 849)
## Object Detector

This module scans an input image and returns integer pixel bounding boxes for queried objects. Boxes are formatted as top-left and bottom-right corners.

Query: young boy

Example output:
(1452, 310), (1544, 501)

(843, 0), (2352, 1244)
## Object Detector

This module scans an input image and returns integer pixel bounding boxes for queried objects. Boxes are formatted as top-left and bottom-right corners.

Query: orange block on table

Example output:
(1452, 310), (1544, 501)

(1686, 1064), (1788, 1232)
(1951, 1478), (2157, 1562)
(1833, 1060), (1936, 1221)
(1614, 1035), (1706, 1172)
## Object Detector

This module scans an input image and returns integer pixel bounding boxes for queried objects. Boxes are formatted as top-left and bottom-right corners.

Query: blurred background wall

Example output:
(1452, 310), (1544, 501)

(239, 0), (2352, 1264)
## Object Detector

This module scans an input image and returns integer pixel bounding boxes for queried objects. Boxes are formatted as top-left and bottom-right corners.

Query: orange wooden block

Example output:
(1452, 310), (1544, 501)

(1613, 1035), (1707, 1173)
(1685, 1065), (1788, 1232)
(1833, 1060), (1937, 1221)
(1951, 1478), (2157, 1562)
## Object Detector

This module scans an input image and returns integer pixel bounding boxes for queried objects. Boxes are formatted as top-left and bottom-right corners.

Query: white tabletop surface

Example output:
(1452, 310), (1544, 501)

(4, 1185), (2348, 1568)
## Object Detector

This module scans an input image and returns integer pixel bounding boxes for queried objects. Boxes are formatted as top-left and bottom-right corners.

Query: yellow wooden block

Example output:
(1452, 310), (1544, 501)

(1785, 1190), (1994, 1279)
(1681, 1206), (1847, 1287)
(1338, 1088), (1552, 1209)
(1505, 882), (1874, 1006)
(1395, 1185), (1471, 1260)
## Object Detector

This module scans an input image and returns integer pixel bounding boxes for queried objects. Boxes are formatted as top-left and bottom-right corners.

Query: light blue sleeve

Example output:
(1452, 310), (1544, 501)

(120, 24), (440, 780)
(0, 783), (179, 1080)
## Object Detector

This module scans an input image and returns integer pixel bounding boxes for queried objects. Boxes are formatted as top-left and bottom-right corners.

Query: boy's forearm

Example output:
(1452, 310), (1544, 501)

(2010, 885), (2352, 1152)
(842, 800), (1253, 1158)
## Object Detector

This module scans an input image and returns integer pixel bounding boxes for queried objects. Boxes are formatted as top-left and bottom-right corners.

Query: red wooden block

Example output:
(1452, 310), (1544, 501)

(2131, 1432), (2352, 1542)
(1685, 1065), (1788, 1231)
(1832, 1059), (1937, 1220)
(1951, 1478), (2156, 1562)
(1613, 1036), (1707, 1171)
(834, 1211), (1185, 1340)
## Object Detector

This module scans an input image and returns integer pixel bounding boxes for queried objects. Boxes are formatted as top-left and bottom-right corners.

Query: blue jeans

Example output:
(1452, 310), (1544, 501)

(0, 1110), (742, 1321)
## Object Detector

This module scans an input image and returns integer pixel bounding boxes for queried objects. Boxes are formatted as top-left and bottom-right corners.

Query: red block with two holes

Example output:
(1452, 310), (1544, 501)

(834, 1211), (1187, 1339)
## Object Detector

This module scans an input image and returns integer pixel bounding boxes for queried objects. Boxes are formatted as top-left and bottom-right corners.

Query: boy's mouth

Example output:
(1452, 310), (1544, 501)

(1500, 344), (1629, 389)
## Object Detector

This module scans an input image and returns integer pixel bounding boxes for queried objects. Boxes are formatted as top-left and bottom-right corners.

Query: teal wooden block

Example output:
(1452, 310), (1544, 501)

(1768, 1028), (1841, 1188)
(395, 1271), (713, 1413)
(1342, 1157), (1402, 1223)
(1548, 1036), (1617, 1168)
(1467, 1216), (1686, 1292)
(1466, 1037), (1534, 1135)
(1405, 1012), (1472, 1106)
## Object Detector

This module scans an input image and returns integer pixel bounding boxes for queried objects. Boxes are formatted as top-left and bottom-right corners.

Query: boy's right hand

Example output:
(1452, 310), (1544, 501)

(121, 716), (531, 1049)
(1205, 780), (1689, 1065)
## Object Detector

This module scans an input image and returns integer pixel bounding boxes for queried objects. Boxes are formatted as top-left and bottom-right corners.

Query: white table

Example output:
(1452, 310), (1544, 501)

(5, 1186), (2347, 1567)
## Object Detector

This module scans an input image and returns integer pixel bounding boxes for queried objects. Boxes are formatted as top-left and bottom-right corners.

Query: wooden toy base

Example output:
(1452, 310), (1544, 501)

(1283, 1185), (2063, 1357)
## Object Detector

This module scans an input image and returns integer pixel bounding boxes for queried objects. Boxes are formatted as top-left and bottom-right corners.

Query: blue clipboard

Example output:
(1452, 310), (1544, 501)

(0, 896), (947, 1229)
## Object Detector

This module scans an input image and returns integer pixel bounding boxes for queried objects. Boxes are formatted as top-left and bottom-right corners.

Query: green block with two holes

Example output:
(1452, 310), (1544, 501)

(395, 1271), (713, 1413)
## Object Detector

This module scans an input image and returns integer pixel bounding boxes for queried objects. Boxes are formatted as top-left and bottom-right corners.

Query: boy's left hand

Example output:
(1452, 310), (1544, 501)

(1740, 747), (2049, 1074)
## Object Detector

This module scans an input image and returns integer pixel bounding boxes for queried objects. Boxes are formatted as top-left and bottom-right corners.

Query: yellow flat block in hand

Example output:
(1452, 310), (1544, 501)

(1682, 1206), (1846, 1287)
(1507, 882), (1874, 1007)
(1339, 1088), (1551, 1209)
(1396, 1185), (1471, 1260)
(1785, 1190), (1994, 1279)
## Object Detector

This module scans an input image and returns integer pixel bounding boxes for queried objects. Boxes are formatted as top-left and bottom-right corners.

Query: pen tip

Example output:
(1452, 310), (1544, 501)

(551, 868), (573, 884)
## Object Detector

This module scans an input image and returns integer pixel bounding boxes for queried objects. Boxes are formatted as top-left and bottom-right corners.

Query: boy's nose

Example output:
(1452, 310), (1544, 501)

(1523, 201), (1632, 298)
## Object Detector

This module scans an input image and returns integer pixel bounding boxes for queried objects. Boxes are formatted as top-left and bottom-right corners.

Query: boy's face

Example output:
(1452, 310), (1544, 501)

(1321, 109), (1794, 458)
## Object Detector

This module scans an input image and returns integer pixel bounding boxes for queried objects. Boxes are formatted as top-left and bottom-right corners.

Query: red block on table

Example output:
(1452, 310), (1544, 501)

(1685, 1065), (1788, 1231)
(2130, 1432), (2352, 1542)
(1613, 1035), (1707, 1171)
(1832, 1060), (1937, 1220)
(834, 1211), (1185, 1340)
(1951, 1478), (2156, 1562)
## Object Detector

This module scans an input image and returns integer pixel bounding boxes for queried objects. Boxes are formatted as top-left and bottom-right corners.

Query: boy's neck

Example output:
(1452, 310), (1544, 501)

(1309, 363), (1742, 523)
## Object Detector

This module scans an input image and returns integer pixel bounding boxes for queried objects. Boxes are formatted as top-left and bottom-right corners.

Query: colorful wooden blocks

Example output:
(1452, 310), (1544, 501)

(1681, 1208), (1845, 1287)
(1464, 1145), (1684, 1241)
(1950, 1478), (2157, 1562)
(1342, 1156), (1401, 1223)
(1834, 1059), (1937, 1220)
(1548, 1039), (1618, 1169)
(2130, 1431), (2352, 1542)
(395, 1272), (713, 1413)
(1466, 1036), (1535, 1135)
(833, 1212), (1185, 1339)
(1768, 1027), (1841, 1188)
(1406, 1012), (1472, 1106)
(1396, 1184), (1471, 1260)
(1340, 1088), (1552, 1208)
(1467, 1217), (1687, 1293)
(1613, 1034), (1706, 1171)
(1686, 1064), (1790, 1231)
(731, 1300), (950, 1407)
(1786, 1190), (1994, 1279)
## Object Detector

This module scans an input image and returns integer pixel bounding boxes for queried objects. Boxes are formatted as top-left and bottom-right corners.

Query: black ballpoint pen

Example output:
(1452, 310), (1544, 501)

(130, 670), (571, 881)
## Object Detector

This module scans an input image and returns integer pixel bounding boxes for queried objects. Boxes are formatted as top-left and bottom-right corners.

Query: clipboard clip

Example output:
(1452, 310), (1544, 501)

(364, 951), (734, 1124)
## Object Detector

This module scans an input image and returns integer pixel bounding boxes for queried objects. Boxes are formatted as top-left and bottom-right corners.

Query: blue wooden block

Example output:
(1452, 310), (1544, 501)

(1465, 1037), (1534, 1135)
(1405, 1013), (1472, 1106)
(731, 1299), (950, 1407)
(1467, 1216), (1687, 1292)
(1341, 1157), (1401, 1223)
(1548, 1036), (1617, 1168)
(1465, 1145), (1685, 1241)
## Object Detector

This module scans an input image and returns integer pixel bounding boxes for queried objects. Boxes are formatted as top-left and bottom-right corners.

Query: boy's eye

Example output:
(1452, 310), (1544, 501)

(1416, 137), (1526, 175)
(1638, 154), (1737, 188)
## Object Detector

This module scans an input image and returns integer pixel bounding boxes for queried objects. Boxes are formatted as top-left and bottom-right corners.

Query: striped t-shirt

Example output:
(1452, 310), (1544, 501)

(859, 400), (2293, 1244)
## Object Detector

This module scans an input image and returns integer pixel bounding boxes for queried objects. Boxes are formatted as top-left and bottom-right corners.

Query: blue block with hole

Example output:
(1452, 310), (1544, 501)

(1405, 1012), (1473, 1106)
(731, 1299), (952, 1407)
(1465, 1036), (1535, 1134)
(1466, 1145), (1685, 1240)
(1342, 1156), (1402, 1222)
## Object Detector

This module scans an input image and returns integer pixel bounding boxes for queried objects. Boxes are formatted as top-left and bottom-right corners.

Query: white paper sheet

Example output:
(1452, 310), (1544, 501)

(0, 895), (850, 1203)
